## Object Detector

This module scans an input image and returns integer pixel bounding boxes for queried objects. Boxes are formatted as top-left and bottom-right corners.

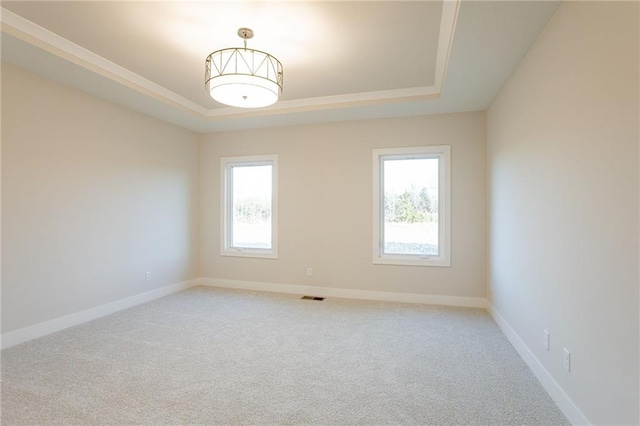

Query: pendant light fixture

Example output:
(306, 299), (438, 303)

(205, 28), (283, 108)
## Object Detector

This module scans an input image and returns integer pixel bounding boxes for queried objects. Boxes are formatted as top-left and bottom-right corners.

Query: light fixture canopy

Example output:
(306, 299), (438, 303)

(205, 28), (283, 108)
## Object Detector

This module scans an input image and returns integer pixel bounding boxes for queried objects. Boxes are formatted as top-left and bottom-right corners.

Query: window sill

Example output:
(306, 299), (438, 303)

(221, 249), (278, 259)
(373, 256), (450, 267)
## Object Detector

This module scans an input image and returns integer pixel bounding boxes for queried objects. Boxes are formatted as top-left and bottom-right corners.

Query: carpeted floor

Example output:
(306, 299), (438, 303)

(1, 286), (569, 425)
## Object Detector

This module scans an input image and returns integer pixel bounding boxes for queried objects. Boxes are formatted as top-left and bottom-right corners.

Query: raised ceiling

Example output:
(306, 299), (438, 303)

(1, 1), (560, 133)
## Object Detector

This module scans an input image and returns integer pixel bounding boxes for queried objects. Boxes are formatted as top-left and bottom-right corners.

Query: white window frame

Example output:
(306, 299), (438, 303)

(372, 146), (451, 267)
(221, 154), (278, 259)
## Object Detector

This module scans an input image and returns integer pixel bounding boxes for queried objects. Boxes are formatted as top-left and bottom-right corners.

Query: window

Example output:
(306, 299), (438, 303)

(221, 155), (278, 258)
(373, 146), (451, 267)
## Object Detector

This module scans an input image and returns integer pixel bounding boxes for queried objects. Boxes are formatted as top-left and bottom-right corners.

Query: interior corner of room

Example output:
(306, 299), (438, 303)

(1, 1), (638, 425)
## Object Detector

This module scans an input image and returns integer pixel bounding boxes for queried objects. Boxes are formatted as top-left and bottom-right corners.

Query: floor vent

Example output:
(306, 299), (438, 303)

(301, 296), (325, 301)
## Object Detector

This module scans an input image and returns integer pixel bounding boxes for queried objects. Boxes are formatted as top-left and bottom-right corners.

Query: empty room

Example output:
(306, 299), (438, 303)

(1, 1), (638, 424)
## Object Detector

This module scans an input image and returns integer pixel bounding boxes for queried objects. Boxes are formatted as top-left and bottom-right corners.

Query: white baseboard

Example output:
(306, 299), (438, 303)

(1, 279), (198, 350)
(487, 303), (589, 425)
(198, 277), (487, 308)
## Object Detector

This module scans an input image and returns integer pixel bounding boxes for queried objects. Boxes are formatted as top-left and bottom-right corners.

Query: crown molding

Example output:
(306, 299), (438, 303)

(0, 8), (209, 118)
(0, 1), (460, 122)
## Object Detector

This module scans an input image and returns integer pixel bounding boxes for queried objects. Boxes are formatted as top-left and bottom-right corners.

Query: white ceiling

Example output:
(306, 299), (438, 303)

(1, 1), (560, 133)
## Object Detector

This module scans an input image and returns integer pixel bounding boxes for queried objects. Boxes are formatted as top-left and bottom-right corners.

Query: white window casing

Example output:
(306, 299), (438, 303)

(221, 154), (278, 259)
(372, 146), (451, 267)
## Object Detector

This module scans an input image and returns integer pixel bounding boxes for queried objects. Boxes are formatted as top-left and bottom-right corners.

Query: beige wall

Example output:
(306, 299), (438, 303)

(199, 112), (486, 298)
(487, 2), (639, 424)
(1, 64), (200, 333)
(4, 3), (637, 421)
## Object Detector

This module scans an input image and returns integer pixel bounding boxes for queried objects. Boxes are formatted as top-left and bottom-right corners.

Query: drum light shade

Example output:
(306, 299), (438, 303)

(205, 28), (283, 108)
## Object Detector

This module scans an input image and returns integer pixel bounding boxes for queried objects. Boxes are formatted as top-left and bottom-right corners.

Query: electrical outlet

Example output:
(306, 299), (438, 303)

(146, 271), (151, 281)
(543, 330), (549, 351)
(563, 348), (571, 372)
(306, 267), (312, 276)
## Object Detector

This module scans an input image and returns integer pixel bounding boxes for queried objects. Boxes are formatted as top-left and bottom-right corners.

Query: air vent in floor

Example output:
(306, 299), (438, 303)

(301, 296), (325, 301)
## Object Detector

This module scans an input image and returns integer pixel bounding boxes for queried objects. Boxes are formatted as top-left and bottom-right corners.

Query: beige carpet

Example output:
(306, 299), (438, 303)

(1, 286), (568, 425)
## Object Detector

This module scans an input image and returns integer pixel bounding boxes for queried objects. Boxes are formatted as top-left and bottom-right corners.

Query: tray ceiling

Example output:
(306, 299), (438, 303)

(1, 1), (560, 133)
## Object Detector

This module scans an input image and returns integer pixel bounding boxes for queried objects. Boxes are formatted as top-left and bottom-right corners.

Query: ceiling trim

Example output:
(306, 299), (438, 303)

(434, 0), (460, 91)
(0, 7), (209, 118)
(0, 1), (460, 121)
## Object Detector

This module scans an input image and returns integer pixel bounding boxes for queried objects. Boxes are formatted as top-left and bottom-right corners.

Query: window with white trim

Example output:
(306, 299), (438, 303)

(221, 155), (278, 258)
(373, 146), (451, 267)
